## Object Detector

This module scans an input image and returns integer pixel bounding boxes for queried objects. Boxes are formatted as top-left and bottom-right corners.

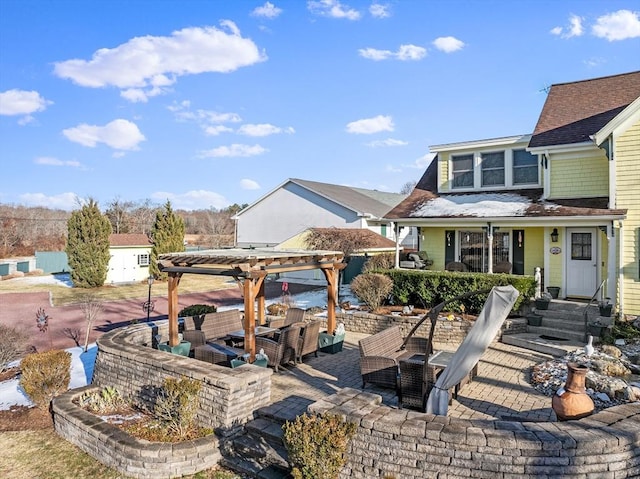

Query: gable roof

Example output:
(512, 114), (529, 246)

(109, 233), (152, 247)
(529, 71), (640, 148)
(236, 178), (407, 219)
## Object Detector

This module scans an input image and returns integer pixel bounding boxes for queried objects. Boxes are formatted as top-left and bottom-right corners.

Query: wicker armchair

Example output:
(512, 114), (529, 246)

(255, 324), (302, 372)
(358, 325), (428, 390)
(268, 307), (306, 329)
(295, 320), (321, 363)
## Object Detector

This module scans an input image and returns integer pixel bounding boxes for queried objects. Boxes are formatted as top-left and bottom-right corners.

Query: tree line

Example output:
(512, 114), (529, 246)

(0, 199), (247, 258)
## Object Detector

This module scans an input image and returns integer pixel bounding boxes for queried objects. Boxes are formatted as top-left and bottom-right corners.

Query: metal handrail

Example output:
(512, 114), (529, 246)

(583, 279), (607, 342)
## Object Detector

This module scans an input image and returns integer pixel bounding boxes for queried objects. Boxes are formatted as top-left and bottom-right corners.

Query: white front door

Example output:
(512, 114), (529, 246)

(565, 228), (598, 297)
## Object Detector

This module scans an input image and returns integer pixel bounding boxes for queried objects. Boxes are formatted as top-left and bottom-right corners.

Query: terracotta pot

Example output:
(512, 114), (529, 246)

(552, 362), (594, 421)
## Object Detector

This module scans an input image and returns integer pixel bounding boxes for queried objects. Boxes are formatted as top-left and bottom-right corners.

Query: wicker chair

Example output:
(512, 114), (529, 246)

(493, 261), (512, 273)
(255, 324), (301, 372)
(295, 320), (321, 363)
(445, 261), (468, 272)
(268, 307), (306, 329)
(358, 325), (428, 390)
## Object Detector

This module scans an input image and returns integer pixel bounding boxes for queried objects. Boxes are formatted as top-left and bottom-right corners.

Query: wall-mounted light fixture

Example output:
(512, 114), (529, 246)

(551, 228), (559, 243)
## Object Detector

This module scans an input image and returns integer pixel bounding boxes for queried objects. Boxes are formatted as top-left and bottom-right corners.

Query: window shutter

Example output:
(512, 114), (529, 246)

(512, 230), (524, 275)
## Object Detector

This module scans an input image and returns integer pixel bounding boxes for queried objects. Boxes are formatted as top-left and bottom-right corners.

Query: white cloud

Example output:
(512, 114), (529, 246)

(412, 152), (436, 169)
(240, 179), (261, 190)
(0, 89), (52, 123)
(19, 192), (79, 210)
(199, 144), (267, 158)
(35, 156), (82, 168)
(551, 14), (584, 39)
(367, 138), (408, 147)
(62, 119), (146, 151)
(385, 164), (402, 173)
(151, 190), (229, 210)
(53, 21), (266, 102)
(359, 44), (426, 61)
(584, 57), (606, 68)
(432, 36), (465, 53)
(346, 115), (394, 134)
(252, 2), (282, 19)
(592, 10), (640, 41)
(204, 125), (234, 136)
(308, 0), (361, 20)
(369, 3), (390, 18)
(237, 123), (295, 136)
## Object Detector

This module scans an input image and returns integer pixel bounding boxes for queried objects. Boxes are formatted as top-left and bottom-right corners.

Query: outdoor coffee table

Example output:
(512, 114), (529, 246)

(194, 343), (243, 367)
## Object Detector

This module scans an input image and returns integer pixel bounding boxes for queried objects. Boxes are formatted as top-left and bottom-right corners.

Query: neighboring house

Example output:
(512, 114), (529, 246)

(233, 178), (416, 248)
(106, 234), (152, 284)
(386, 71), (640, 315)
(276, 227), (399, 283)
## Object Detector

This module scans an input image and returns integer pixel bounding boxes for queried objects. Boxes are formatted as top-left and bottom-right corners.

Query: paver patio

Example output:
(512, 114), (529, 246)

(261, 331), (557, 422)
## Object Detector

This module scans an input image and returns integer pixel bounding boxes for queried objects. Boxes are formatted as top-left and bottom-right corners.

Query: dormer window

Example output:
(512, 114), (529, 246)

(512, 149), (538, 185)
(452, 154), (474, 188)
(481, 152), (505, 187)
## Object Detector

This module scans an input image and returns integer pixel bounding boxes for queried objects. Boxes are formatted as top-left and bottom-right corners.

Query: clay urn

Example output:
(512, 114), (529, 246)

(552, 362), (594, 421)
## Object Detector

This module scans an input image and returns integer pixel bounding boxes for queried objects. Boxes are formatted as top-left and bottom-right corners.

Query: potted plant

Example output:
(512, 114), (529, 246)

(588, 320), (608, 338)
(599, 298), (613, 317)
(546, 286), (560, 299)
(318, 323), (346, 354)
(534, 293), (552, 310)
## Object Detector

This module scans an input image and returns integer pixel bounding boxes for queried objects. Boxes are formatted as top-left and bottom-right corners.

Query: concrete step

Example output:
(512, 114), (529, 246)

(502, 333), (586, 357)
(525, 325), (586, 343)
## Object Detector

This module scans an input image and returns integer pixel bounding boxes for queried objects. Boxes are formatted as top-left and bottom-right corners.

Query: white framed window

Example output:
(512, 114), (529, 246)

(452, 154), (474, 188)
(481, 151), (505, 187)
(512, 149), (538, 185)
(137, 254), (150, 266)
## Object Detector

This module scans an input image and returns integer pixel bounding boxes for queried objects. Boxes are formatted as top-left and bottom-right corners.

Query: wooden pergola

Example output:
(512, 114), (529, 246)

(158, 248), (346, 361)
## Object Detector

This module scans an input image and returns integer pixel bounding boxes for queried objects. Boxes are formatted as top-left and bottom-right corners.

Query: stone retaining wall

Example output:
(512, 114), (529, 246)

(91, 320), (271, 433)
(310, 388), (640, 479)
(52, 385), (222, 479)
(331, 311), (526, 346)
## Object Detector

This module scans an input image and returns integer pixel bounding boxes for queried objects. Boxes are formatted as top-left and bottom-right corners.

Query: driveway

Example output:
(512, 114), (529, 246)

(0, 281), (321, 352)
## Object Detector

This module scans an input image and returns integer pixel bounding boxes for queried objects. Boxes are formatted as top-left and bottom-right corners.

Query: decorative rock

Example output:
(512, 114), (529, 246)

(615, 338), (626, 346)
(600, 345), (622, 358)
(595, 392), (611, 402)
(591, 358), (630, 377)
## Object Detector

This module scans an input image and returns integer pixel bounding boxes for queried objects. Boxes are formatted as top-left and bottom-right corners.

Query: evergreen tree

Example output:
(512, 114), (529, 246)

(66, 199), (112, 288)
(150, 200), (185, 279)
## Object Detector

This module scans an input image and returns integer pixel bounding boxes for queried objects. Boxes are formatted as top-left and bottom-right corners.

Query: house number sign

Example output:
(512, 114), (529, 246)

(550, 246), (562, 255)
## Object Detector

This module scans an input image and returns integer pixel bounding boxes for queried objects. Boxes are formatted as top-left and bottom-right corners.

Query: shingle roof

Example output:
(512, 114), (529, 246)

(529, 71), (640, 148)
(290, 178), (407, 218)
(109, 233), (152, 247)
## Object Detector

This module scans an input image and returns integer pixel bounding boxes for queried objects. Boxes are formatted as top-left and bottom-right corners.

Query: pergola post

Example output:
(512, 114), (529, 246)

(243, 273), (266, 361)
(321, 266), (340, 334)
(257, 279), (266, 325)
(167, 272), (182, 347)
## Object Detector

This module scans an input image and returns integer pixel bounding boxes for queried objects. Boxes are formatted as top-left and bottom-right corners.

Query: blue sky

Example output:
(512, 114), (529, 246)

(1, 1), (639, 211)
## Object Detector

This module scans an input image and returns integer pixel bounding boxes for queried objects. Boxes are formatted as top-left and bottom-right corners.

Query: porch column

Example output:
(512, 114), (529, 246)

(167, 272), (182, 347)
(394, 222), (400, 269)
(487, 227), (494, 274)
(607, 223), (616, 302)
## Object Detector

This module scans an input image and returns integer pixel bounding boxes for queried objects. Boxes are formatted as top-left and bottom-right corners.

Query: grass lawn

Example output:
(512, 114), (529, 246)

(0, 430), (242, 479)
(0, 273), (236, 306)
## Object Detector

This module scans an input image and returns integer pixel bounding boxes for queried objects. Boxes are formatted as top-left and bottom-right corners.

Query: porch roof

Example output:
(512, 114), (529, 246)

(386, 187), (626, 222)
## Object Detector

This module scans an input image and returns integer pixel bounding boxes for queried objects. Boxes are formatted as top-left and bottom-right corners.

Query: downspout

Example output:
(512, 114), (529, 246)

(606, 221), (616, 303)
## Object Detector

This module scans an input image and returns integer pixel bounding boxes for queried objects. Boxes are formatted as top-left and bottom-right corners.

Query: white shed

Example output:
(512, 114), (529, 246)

(106, 234), (152, 284)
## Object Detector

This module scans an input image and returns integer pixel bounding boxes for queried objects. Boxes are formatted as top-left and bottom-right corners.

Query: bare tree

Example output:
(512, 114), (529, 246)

(62, 328), (82, 348)
(105, 196), (135, 234)
(400, 181), (417, 194)
(79, 294), (104, 352)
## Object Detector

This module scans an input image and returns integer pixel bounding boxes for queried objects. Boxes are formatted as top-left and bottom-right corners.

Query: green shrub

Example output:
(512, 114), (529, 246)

(178, 304), (217, 317)
(0, 324), (29, 372)
(350, 273), (393, 311)
(282, 413), (357, 479)
(78, 386), (128, 414)
(382, 269), (535, 314)
(153, 376), (202, 438)
(20, 350), (72, 410)
(362, 252), (395, 273)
